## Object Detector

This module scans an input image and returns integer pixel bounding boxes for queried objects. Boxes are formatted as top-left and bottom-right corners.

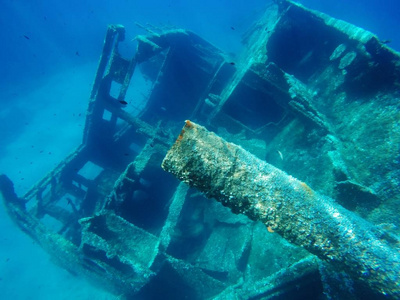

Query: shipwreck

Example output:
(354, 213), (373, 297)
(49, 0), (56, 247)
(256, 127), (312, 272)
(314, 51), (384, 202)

(1, 1), (399, 299)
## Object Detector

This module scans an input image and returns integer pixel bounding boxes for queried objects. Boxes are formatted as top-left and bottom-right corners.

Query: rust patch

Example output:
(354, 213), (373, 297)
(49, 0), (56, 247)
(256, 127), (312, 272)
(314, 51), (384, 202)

(176, 129), (185, 142)
(300, 181), (314, 197)
(185, 120), (194, 129)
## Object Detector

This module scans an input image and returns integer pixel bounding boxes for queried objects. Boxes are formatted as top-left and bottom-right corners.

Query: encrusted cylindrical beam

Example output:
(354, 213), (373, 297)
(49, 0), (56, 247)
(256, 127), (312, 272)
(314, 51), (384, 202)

(162, 120), (400, 298)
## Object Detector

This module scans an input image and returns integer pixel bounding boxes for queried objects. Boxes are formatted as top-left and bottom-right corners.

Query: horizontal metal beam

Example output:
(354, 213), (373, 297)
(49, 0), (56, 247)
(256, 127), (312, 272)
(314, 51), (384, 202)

(162, 120), (400, 299)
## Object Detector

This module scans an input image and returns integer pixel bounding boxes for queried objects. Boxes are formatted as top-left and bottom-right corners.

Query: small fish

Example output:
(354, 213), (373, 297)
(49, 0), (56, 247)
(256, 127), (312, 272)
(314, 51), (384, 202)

(75, 51), (80, 56)
(381, 39), (391, 45)
(23, 35), (30, 40)
(229, 62), (235, 65)
(119, 100), (128, 105)
(230, 26), (235, 30)
(277, 150), (284, 160)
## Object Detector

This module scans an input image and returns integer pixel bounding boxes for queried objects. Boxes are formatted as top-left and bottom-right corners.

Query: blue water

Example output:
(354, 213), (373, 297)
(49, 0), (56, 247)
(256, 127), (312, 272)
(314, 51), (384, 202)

(0, 0), (399, 299)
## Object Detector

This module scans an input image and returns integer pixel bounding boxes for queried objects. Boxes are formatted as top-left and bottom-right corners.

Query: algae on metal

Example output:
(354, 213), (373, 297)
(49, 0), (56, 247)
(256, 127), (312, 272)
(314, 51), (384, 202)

(162, 120), (400, 298)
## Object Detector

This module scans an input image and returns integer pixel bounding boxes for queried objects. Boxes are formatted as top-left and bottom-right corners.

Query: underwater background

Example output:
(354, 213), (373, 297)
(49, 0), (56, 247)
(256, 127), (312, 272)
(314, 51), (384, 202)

(0, 0), (399, 299)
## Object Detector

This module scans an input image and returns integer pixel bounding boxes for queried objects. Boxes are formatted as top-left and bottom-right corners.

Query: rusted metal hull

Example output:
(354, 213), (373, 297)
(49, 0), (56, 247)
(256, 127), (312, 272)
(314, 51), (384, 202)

(162, 120), (400, 298)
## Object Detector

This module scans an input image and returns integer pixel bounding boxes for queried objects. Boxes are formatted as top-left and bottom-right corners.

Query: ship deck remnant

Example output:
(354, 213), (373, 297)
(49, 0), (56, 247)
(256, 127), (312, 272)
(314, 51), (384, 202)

(162, 120), (400, 298)
(1, 1), (400, 299)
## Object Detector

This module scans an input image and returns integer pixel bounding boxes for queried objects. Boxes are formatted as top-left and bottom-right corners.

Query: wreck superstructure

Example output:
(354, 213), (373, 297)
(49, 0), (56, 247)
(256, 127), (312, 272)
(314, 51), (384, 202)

(1, 1), (400, 299)
(162, 120), (400, 298)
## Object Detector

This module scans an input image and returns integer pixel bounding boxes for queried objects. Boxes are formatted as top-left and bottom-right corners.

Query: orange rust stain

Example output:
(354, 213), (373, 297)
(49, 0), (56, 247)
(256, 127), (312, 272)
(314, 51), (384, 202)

(267, 226), (275, 233)
(176, 129), (185, 142)
(185, 120), (194, 129)
(300, 181), (314, 197)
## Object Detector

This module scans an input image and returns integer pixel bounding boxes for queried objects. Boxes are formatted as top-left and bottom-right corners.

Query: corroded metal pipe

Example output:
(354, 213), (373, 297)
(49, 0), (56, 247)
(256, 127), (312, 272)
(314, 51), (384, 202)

(162, 120), (400, 298)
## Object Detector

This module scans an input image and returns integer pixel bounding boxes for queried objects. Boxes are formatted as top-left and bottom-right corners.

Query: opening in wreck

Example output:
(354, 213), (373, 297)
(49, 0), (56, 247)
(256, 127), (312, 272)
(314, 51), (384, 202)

(222, 82), (286, 131)
(267, 7), (345, 83)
